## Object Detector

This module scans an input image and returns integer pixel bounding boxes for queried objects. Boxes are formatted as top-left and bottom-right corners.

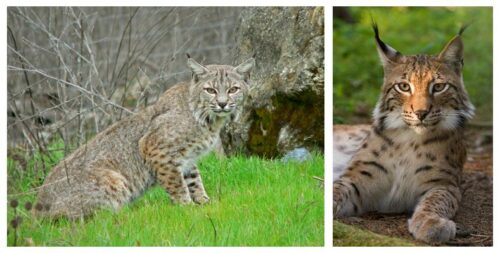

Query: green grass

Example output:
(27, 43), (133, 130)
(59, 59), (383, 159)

(7, 149), (324, 246)
(333, 7), (493, 123)
(333, 221), (415, 246)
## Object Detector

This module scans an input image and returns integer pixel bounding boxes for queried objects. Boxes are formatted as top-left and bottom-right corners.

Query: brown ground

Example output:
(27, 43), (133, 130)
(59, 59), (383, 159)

(338, 127), (493, 246)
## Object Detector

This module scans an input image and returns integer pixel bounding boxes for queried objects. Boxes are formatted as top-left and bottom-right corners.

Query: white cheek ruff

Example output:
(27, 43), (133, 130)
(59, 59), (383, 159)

(439, 112), (461, 130)
(385, 111), (407, 129)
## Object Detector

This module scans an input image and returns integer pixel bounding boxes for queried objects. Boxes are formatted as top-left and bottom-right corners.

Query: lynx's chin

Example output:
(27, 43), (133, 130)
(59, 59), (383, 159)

(410, 125), (429, 135)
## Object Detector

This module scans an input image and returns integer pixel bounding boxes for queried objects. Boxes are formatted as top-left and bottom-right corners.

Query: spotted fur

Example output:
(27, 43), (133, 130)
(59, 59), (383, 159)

(333, 24), (474, 244)
(35, 56), (255, 219)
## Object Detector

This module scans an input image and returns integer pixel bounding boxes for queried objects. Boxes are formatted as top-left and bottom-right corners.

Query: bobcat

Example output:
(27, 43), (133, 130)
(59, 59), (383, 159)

(34, 55), (255, 219)
(333, 24), (474, 244)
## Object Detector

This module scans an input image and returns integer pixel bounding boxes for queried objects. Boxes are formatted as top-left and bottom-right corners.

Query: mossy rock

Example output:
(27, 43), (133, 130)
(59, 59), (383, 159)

(333, 221), (416, 246)
(247, 87), (323, 157)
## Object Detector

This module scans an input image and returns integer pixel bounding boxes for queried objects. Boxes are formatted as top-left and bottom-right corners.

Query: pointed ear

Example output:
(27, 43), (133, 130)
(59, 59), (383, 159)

(186, 54), (209, 76)
(438, 35), (464, 65)
(234, 57), (255, 82)
(372, 23), (403, 68)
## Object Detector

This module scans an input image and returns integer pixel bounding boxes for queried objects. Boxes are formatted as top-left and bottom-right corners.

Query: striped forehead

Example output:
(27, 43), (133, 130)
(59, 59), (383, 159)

(203, 67), (239, 87)
(401, 55), (439, 87)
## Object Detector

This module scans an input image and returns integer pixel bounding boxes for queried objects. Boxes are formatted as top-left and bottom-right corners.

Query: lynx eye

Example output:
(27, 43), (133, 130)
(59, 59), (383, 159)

(204, 87), (217, 95)
(431, 83), (449, 94)
(228, 86), (240, 94)
(395, 82), (411, 94)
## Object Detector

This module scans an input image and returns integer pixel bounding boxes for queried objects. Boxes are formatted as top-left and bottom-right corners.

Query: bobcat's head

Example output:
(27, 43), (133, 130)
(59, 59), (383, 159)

(187, 55), (255, 125)
(372, 24), (474, 134)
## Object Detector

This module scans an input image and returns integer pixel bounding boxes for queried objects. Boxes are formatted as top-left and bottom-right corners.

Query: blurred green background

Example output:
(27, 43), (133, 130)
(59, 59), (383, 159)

(333, 7), (493, 124)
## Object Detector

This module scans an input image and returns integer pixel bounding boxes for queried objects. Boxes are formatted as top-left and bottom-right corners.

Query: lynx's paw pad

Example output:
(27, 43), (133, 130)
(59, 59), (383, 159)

(408, 215), (456, 244)
(192, 194), (210, 204)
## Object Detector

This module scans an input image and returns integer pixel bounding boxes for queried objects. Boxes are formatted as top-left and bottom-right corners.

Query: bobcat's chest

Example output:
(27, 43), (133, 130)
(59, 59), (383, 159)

(180, 129), (220, 172)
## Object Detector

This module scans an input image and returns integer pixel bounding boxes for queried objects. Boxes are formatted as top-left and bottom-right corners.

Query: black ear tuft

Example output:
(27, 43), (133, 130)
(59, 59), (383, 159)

(186, 53), (191, 59)
(371, 20), (403, 67)
(458, 23), (471, 36)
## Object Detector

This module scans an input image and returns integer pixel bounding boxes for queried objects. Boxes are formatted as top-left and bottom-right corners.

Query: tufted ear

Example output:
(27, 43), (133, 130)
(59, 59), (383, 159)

(186, 54), (209, 80)
(438, 26), (467, 73)
(372, 23), (403, 69)
(234, 57), (255, 82)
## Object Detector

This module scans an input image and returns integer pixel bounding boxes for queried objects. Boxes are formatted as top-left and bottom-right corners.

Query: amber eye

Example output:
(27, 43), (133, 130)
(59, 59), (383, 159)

(228, 86), (240, 94)
(396, 83), (411, 93)
(432, 83), (448, 93)
(204, 87), (217, 94)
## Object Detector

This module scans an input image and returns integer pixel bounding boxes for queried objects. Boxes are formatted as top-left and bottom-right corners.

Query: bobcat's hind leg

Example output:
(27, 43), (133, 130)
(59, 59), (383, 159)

(408, 187), (460, 244)
(184, 166), (210, 204)
(35, 162), (134, 219)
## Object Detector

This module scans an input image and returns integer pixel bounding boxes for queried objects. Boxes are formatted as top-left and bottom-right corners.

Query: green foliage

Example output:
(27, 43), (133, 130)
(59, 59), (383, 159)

(333, 7), (493, 123)
(7, 140), (66, 195)
(333, 221), (415, 246)
(7, 151), (324, 246)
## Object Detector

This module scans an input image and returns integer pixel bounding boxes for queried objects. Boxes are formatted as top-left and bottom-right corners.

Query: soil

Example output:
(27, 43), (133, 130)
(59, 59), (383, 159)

(337, 127), (493, 246)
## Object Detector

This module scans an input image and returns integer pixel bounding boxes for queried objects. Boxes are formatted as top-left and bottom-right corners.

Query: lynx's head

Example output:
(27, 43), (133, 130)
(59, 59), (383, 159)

(372, 24), (474, 134)
(187, 55), (255, 125)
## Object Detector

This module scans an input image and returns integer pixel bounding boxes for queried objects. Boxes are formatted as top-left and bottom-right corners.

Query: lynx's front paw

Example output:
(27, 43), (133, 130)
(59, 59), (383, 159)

(408, 214), (456, 244)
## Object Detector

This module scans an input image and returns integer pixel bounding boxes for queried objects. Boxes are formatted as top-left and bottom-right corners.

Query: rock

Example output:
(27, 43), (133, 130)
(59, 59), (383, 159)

(221, 7), (324, 157)
(281, 147), (312, 162)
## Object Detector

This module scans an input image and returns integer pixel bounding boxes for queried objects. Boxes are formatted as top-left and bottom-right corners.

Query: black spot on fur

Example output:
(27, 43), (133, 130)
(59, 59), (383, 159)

(360, 171), (373, 178)
(350, 182), (360, 197)
(415, 165), (433, 174)
(373, 126), (394, 146)
(362, 161), (388, 174)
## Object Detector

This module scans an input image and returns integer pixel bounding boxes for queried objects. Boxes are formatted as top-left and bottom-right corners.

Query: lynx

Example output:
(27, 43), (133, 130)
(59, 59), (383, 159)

(333, 24), (474, 244)
(34, 55), (255, 219)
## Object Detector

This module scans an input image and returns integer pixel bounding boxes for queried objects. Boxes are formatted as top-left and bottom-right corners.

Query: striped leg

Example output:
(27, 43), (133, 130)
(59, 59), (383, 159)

(334, 160), (391, 218)
(408, 187), (460, 243)
(184, 166), (210, 204)
(333, 179), (363, 217)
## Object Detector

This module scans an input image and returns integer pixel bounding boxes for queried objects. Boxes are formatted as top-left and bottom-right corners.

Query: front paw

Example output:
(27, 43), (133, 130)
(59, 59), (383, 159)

(192, 194), (210, 205)
(171, 194), (193, 205)
(408, 215), (456, 244)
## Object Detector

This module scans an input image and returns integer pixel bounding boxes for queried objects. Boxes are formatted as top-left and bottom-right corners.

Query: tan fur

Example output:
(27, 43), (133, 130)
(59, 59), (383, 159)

(333, 25), (474, 244)
(35, 57), (255, 219)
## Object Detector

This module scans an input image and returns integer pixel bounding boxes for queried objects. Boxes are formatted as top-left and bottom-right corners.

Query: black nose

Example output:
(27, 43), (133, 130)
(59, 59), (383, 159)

(218, 102), (227, 108)
(414, 110), (429, 121)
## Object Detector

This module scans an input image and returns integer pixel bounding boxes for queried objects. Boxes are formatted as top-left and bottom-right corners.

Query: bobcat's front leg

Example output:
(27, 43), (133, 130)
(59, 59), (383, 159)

(139, 136), (192, 205)
(184, 166), (210, 204)
(408, 187), (460, 244)
(157, 164), (192, 205)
